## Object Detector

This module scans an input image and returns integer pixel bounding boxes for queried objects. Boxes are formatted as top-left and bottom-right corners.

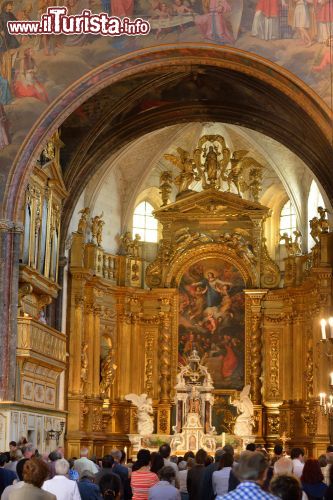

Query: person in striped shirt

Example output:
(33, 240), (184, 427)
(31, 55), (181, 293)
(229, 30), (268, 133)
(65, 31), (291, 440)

(131, 449), (158, 500)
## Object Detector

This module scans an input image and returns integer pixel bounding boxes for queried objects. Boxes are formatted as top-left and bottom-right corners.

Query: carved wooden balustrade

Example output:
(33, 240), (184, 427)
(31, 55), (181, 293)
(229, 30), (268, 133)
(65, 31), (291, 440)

(79, 239), (144, 287)
(17, 317), (67, 370)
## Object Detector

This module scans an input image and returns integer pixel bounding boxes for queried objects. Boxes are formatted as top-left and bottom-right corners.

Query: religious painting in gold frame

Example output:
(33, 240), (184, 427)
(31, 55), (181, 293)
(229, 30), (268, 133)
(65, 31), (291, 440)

(178, 257), (245, 390)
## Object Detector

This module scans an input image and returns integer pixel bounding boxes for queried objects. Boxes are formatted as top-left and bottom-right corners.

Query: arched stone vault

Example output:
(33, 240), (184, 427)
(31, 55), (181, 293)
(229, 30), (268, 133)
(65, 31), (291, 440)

(3, 44), (332, 228)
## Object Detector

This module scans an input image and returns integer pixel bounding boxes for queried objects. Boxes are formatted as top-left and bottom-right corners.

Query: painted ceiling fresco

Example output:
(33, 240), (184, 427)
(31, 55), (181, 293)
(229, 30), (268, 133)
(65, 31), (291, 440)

(0, 0), (331, 166)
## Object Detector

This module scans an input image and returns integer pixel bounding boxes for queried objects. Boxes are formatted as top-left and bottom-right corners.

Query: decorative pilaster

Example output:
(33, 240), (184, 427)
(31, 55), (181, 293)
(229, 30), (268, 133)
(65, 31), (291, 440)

(245, 290), (268, 405)
(158, 297), (172, 434)
(0, 220), (23, 401)
(158, 300), (172, 403)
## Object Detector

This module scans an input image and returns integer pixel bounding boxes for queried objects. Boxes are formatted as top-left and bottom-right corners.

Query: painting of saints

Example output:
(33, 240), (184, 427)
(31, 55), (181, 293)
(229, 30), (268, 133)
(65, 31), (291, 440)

(251, 0), (282, 40)
(195, 0), (234, 43)
(178, 258), (245, 389)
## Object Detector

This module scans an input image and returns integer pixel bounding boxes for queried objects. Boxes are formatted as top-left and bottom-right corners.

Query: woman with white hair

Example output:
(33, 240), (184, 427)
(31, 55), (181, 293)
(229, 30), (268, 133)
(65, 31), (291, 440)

(42, 458), (81, 500)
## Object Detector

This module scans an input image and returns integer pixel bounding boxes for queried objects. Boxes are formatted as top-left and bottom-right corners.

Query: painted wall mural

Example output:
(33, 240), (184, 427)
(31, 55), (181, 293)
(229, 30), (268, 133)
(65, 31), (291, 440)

(178, 258), (245, 390)
(0, 0), (331, 160)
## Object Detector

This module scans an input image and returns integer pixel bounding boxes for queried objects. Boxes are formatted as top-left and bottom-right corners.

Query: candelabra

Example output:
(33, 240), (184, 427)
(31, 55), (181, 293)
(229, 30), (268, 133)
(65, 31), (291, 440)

(319, 317), (333, 415)
(45, 421), (65, 445)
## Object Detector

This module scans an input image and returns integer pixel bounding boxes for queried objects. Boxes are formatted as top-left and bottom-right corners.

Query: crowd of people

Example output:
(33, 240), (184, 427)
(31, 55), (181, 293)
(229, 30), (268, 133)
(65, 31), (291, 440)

(1, 440), (333, 499)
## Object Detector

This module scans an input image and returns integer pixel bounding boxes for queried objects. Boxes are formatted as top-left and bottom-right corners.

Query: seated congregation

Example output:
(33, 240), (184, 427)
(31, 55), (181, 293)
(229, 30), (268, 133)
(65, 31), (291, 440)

(1, 441), (333, 499)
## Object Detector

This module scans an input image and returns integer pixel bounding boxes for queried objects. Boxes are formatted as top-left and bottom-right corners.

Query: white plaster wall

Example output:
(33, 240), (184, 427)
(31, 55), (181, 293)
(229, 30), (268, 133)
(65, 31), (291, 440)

(91, 168), (122, 254)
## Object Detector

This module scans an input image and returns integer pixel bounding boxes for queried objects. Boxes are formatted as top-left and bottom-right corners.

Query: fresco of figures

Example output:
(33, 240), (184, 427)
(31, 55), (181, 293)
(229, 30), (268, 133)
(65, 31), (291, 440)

(178, 258), (245, 390)
(0, 0), (331, 157)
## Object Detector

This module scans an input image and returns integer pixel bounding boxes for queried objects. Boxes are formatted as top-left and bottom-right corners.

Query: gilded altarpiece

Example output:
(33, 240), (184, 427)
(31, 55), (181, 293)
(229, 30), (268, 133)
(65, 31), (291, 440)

(67, 188), (333, 456)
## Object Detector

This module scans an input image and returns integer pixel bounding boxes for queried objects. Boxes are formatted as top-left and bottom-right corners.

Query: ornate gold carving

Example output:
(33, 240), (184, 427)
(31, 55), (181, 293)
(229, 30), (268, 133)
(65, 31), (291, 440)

(80, 343), (88, 392)
(158, 408), (169, 433)
(305, 330), (314, 399)
(158, 311), (171, 403)
(163, 135), (265, 196)
(302, 402), (317, 437)
(164, 148), (199, 193)
(168, 243), (256, 289)
(260, 239), (281, 288)
(92, 405), (103, 432)
(251, 315), (262, 405)
(280, 231), (302, 257)
(91, 213), (105, 247)
(80, 402), (89, 429)
(268, 333), (280, 400)
(77, 207), (90, 235)
(40, 139), (55, 164)
(18, 283), (33, 315)
(100, 348), (117, 399)
(318, 207), (329, 233)
(267, 415), (280, 434)
(159, 171), (172, 206)
(17, 317), (66, 366)
(144, 332), (154, 395)
(309, 207), (330, 244)
(120, 232), (142, 258)
(228, 151), (264, 196)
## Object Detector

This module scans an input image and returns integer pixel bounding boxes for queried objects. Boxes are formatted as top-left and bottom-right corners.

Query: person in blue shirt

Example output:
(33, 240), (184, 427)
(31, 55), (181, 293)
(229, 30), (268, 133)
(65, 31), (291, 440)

(77, 470), (102, 500)
(0, 453), (17, 496)
(217, 451), (278, 500)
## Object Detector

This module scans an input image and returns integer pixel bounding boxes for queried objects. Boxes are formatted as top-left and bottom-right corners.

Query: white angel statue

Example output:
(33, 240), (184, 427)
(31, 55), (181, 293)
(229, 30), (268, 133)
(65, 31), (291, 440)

(125, 393), (154, 436)
(231, 385), (254, 437)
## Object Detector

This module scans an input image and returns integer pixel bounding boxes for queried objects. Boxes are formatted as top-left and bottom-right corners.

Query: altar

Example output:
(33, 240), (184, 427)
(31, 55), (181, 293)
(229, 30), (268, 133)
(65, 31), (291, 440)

(170, 350), (216, 453)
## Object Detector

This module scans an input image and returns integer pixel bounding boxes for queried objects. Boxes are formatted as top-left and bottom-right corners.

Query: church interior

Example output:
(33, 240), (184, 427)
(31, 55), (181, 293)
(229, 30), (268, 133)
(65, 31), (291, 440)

(1, 44), (333, 468)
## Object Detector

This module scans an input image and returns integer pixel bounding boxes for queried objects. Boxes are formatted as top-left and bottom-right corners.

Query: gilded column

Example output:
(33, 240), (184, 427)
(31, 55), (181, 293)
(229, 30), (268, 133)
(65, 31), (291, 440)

(245, 290), (267, 404)
(244, 289), (267, 442)
(158, 310), (171, 403)
(84, 301), (95, 398)
(93, 304), (101, 398)
(157, 297), (172, 434)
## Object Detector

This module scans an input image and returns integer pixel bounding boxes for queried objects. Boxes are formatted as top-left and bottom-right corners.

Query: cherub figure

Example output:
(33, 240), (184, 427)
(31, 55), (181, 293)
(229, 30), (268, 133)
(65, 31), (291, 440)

(227, 151), (264, 196)
(318, 206), (329, 233)
(120, 231), (133, 255)
(132, 234), (142, 258)
(279, 232), (293, 256)
(91, 213), (104, 245)
(164, 147), (198, 193)
(309, 217), (321, 244)
(77, 207), (90, 234)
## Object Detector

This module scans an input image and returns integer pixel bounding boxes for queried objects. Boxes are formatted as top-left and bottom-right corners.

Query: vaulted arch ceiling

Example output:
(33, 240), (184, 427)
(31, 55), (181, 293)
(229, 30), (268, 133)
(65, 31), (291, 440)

(59, 64), (332, 236)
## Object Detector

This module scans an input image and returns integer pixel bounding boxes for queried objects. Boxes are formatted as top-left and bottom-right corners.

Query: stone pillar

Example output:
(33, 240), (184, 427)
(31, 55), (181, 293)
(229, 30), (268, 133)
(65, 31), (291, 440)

(0, 220), (23, 401)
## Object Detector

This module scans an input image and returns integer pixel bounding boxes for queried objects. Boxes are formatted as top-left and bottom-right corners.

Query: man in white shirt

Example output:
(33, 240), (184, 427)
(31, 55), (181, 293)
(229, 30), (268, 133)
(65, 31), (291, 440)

(290, 447), (305, 478)
(74, 448), (99, 478)
(42, 458), (81, 500)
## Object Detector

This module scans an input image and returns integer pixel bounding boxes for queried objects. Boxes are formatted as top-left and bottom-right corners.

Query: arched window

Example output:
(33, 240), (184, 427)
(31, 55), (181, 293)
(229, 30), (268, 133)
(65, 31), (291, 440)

(132, 201), (158, 243)
(279, 200), (297, 238)
(308, 180), (325, 250)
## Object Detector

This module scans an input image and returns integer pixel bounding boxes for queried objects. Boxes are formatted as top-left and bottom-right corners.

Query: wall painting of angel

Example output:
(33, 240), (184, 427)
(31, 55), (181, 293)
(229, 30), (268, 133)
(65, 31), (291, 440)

(178, 257), (245, 390)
